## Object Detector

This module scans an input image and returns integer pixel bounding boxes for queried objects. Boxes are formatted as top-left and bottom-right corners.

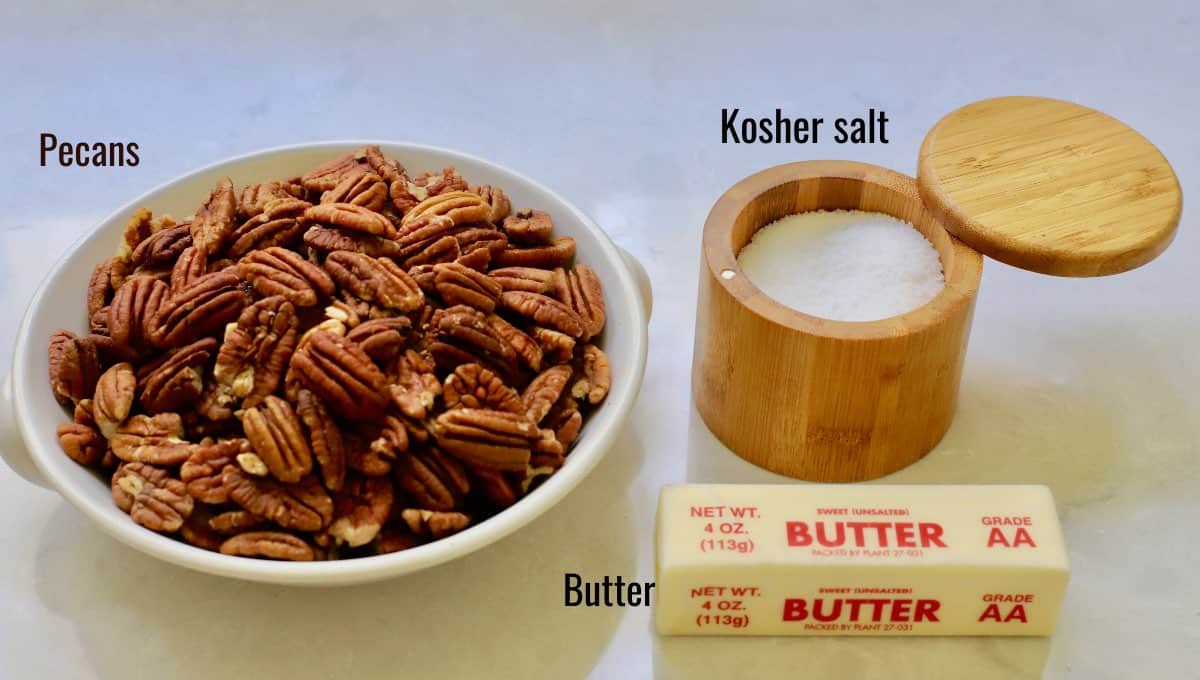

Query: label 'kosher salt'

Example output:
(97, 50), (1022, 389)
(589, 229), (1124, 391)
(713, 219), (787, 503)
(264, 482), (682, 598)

(655, 484), (1069, 636)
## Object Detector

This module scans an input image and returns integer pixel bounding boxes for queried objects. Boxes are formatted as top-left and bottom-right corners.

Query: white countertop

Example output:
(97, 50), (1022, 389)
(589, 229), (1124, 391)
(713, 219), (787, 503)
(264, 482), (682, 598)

(1, 1), (1197, 678)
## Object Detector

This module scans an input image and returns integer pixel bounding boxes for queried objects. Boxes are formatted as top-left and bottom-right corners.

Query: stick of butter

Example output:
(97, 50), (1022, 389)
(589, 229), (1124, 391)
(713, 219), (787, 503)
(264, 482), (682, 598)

(655, 484), (1069, 636)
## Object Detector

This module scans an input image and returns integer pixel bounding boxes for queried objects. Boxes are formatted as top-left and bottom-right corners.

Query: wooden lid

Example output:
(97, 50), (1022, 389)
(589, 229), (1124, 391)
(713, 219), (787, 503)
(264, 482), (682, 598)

(917, 96), (1181, 276)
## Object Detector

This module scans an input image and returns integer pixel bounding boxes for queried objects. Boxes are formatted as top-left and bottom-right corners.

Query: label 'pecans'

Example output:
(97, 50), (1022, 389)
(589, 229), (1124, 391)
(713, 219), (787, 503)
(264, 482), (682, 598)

(48, 146), (610, 561)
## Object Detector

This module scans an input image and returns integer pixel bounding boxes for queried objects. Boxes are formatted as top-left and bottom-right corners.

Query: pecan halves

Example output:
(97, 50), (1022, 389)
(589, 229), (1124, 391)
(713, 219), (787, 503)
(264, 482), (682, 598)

(444, 364), (523, 413)
(170, 246), (207, 294)
(501, 209), (554, 245)
(239, 395), (313, 483)
(117, 208), (155, 261)
(455, 245), (492, 272)
(149, 270), (250, 348)
(388, 350), (441, 420)
(401, 191), (490, 230)
(428, 305), (516, 373)
(489, 266), (561, 294)
(493, 236), (576, 269)
(109, 276), (169, 352)
(533, 327), (576, 364)
(190, 177), (237, 256)
(470, 184), (511, 224)
(400, 508), (471, 541)
(57, 422), (105, 466)
(288, 330), (390, 420)
(303, 225), (403, 259)
(87, 257), (122, 327)
(488, 314), (543, 372)
(296, 388), (346, 492)
(93, 362), (136, 438)
(344, 317), (411, 363)
(73, 399), (96, 427)
(522, 365), (573, 424)
(433, 408), (538, 472)
(396, 447), (470, 512)
(301, 150), (371, 193)
(111, 461), (160, 509)
(223, 466), (333, 532)
(532, 426), (566, 466)
(363, 146), (405, 184)
(109, 413), (197, 466)
(454, 227), (509, 259)
(212, 295), (299, 410)
(572, 344), (611, 405)
(324, 250), (423, 313)
(412, 167), (469, 197)
(305, 202), (396, 239)
(111, 462), (193, 533)
(408, 264), (438, 296)
(220, 532), (315, 561)
(328, 475), (394, 547)
(47, 149), (618, 561)
(229, 197), (310, 257)
(432, 261), (502, 312)
(48, 330), (101, 407)
(210, 509), (266, 534)
(238, 246), (335, 307)
(390, 167), (468, 213)
(403, 234), (461, 269)
(138, 337), (217, 414)
(321, 172), (387, 212)
(345, 437), (395, 478)
(557, 264), (606, 340)
(547, 398), (583, 450)
(130, 226), (192, 269)
(181, 438), (248, 504)
(348, 415), (407, 476)
(392, 214), (460, 260)
(238, 180), (305, 220)
(498, 291), (585, 337)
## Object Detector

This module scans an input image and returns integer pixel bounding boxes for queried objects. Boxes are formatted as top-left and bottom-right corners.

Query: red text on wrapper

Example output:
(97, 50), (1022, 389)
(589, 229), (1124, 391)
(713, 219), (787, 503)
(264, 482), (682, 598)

(781, 598), (941, 623)
(977, 593), (1033, 623)
(986, 528), (1037, 548)
(978, 604), (1028, 623)
(785, 521), (947, 548)
(981, 516), (1038, 548)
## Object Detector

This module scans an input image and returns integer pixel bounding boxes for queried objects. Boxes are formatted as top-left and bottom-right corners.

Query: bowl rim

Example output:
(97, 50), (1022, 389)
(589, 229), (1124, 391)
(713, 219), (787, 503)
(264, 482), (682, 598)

(702, 160), (983, 341)
(11, 140), (648, 585)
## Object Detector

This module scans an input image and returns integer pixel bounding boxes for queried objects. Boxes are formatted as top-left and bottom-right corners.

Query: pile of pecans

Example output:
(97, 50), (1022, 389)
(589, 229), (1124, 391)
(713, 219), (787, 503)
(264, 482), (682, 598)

(48, 146), (610, 561)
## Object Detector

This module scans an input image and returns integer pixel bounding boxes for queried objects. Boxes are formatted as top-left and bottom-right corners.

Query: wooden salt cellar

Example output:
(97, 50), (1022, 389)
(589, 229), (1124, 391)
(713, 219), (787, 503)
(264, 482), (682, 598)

(692, 97), (1181, 482)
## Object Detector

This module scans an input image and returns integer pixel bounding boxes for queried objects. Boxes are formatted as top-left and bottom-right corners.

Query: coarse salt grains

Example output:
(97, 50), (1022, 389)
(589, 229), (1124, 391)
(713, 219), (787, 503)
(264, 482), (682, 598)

(736, 210), (944, 321)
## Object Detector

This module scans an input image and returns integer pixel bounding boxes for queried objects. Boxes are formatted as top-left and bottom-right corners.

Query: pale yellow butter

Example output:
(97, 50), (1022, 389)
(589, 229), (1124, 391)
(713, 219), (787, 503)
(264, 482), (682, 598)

(655, 484), (1069, 636)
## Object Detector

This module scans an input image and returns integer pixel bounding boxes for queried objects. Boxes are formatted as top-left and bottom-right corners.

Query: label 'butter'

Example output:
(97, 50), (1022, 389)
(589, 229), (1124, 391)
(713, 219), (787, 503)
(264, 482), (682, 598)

(655, 484), (1069, 636)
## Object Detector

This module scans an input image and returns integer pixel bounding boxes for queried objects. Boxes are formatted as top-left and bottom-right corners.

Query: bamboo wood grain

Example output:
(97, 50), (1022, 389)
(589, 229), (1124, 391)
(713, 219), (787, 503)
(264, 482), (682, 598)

(692, 161), (983, 482)
(918, 96), (1181, 277)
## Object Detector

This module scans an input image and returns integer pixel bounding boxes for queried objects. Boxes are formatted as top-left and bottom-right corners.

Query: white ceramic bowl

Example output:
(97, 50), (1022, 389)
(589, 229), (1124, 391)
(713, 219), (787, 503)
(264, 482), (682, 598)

(0, 141), (650, 586)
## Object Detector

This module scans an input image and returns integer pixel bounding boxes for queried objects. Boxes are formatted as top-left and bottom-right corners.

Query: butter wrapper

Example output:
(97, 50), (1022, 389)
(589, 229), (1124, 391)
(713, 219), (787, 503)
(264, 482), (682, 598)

(655, 484), (1069, 636)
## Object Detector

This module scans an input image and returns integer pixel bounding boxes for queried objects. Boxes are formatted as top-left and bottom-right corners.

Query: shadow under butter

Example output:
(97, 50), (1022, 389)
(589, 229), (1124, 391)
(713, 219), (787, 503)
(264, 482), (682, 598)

(654, 634), (1050, 680)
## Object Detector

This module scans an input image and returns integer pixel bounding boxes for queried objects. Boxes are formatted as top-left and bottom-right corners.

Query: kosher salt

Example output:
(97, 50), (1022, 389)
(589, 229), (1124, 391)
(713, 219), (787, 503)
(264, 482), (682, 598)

(737, 210), (944, 322)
